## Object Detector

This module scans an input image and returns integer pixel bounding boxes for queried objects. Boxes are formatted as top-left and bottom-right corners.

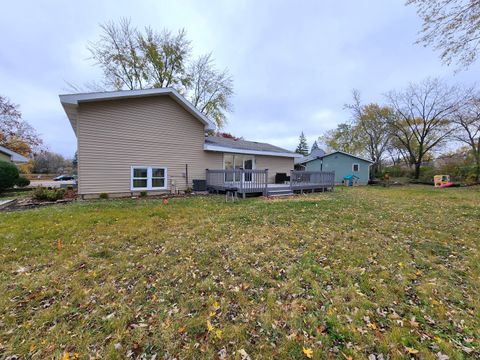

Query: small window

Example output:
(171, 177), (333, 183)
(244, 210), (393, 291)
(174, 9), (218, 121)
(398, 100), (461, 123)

(352, 163), (360, 172)
(131, 166), (167, 190)
(132, 167), (148, 189)
(151, 168), (166, 188)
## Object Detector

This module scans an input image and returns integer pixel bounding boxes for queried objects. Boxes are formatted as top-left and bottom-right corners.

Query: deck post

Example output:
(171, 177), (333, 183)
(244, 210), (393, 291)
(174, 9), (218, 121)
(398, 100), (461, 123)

(239, 169), (243, 196)
(289, 169), (293, 191)
(264, 169), (268, 196)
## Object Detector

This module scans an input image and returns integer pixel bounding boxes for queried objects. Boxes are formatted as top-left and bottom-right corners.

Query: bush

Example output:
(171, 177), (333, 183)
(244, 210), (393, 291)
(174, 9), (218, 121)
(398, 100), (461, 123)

(376, 166), (406, 179)
(418, 165), (436, 183)
(15, 176), (30, 187)
(99, 193), (109, 199)
(32, 187), (66, 201)
(0, 160), (19, 192)
(139, 191), (147, 198)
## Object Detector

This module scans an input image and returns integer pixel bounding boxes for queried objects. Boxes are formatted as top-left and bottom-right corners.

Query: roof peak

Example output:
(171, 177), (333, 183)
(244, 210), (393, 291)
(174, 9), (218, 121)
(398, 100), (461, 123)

(59, 88), (216, 135)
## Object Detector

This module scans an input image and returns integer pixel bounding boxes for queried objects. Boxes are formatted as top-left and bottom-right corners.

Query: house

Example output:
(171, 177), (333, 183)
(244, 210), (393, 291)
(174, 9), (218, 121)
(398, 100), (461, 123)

(296, 150), (373, 185)
(0, 145), (29, 164)
(59, 88), (305, 198)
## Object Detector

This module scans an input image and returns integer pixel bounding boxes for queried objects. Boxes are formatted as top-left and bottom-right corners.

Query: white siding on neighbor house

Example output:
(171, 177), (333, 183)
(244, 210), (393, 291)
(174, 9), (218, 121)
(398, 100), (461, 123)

(77, 96), (223, 195)
(0, 152), (11, 162)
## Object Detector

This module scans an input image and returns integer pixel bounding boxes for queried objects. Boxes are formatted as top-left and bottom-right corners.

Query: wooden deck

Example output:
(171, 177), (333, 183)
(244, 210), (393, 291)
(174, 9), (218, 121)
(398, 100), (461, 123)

(206, 169), (335, 197)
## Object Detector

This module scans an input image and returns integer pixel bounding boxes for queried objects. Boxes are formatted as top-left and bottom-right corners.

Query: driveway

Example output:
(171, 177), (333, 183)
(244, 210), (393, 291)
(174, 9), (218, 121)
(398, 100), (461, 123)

(29, 180), (76, 188)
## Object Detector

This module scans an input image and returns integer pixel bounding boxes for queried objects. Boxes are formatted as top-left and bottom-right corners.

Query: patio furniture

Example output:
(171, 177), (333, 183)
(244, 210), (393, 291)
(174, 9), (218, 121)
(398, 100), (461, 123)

(275, 173), (291, 184)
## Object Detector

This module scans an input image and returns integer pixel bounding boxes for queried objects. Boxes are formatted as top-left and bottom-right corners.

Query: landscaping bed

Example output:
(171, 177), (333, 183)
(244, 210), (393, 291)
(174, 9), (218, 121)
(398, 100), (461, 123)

(0, 187), (78, 212)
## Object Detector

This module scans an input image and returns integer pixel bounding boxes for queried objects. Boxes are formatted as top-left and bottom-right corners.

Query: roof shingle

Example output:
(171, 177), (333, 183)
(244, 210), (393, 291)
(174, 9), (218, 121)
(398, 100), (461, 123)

(205, 136), (294, 154)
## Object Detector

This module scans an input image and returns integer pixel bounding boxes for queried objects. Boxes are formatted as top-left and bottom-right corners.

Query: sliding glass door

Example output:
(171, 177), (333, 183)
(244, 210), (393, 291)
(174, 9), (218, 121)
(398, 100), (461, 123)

(223, 154), (255, 182)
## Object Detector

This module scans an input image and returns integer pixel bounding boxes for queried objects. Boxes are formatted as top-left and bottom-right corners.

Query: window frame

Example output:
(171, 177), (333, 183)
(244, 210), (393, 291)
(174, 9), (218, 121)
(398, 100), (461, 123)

(131, 166), (168, 191)
(352, 163), (360, 172)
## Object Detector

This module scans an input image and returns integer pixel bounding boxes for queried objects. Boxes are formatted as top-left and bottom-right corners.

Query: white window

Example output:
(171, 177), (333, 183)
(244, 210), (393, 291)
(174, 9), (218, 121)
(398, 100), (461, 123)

(352, 163), (360, 172)
(131, 166), (167, 190)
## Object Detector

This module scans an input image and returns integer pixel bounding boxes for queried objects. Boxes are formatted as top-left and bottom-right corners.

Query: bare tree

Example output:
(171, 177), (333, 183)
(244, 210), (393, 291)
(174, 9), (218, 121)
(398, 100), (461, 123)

(187, 54), (233, 129)
(138, 27), (191, 89)
(407, 0), (480, 69)
(32, 150), (67, 174)
(452, 92), (480, 181)
(86, 19), (234, 128)
(345, 90), (393, 174)
(0, 96), (42, 156)
(88, 18), (146, 90)
(319, 123), (364, 156)
(386, 78), (463, 179)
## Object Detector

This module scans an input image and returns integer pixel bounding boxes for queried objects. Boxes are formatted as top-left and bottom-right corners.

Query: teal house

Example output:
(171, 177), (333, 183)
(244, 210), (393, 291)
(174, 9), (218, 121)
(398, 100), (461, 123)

(296, 149), (373, 185)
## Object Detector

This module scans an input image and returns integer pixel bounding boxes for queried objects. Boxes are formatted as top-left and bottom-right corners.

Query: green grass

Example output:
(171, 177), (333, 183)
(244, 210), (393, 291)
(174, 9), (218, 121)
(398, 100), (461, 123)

(0, 186), (479, 359)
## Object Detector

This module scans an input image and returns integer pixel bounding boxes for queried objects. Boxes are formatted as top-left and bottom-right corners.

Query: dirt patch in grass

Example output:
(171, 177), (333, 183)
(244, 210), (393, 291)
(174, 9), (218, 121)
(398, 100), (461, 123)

(0, 186), (478, 359)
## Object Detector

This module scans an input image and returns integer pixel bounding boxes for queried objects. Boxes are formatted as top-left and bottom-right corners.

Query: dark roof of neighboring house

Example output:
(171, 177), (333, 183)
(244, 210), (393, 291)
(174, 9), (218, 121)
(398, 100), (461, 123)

(294, 149), (326, 164)
(205, 136), (300, 157)
(295, 150), (373, 164)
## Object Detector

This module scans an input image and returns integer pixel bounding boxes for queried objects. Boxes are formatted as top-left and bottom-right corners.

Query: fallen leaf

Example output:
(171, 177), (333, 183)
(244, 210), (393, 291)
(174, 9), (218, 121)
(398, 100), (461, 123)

(436, 352), (449, 360)
(207, 320), (214, 332)
(303, 347), (313, 358)
(239, 349), (251, 360)
(406, 347), (419, 354)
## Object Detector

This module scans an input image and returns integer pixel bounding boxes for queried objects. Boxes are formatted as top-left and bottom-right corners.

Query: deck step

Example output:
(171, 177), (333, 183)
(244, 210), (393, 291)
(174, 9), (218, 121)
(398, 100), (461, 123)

(267, 189), (294, 197)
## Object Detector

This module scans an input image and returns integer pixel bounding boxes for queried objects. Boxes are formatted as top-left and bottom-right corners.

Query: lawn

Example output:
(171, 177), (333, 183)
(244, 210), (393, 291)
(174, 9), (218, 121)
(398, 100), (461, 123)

(0, 186), (478, 359)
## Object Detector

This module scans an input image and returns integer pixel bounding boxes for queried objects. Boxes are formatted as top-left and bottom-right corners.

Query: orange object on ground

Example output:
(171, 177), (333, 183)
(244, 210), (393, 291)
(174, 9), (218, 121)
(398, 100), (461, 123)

(58, 239), (61, 250)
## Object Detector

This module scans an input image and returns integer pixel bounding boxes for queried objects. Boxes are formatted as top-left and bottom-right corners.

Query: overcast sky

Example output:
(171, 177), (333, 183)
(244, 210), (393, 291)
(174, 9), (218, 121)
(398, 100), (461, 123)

(1, 0), (479, 157)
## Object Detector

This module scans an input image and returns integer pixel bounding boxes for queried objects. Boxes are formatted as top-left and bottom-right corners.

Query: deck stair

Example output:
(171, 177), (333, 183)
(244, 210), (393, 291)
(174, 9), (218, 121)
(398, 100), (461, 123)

(267, 186), (294, 197)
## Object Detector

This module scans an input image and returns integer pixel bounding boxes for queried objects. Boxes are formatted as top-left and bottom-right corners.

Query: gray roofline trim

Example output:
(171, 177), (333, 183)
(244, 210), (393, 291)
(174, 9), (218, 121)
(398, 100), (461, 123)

(295, 150), (374, 165)
(204, 144), (303, 158)
(0, 145), (29, 162)
(295, 155), (321, 164)
(59, 88), (217, 133)
(323, 151), (374, 163)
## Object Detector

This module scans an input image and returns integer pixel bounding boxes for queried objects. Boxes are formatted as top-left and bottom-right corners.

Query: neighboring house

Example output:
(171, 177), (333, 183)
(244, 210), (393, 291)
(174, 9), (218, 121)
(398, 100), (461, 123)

(296, 150), (372, 184)
(0, 145), (29, 164)
(60, 88), (300, 198)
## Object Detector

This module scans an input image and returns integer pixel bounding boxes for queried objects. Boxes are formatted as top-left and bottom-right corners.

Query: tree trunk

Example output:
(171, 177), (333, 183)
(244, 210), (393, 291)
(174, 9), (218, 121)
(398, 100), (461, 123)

(475, 154), (480, 183)
(414, 163), (421, 179)
(476, 138), (480, 183)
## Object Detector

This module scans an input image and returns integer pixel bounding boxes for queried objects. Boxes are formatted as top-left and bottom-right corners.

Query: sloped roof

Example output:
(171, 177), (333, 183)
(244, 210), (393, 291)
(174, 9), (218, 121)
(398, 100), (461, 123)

(59, 88), (217, 136)
(0, 145), (29, 163)
(294, 148), (326, 164)
(295, 150), (373, 164)
(204, 136), (301, 158)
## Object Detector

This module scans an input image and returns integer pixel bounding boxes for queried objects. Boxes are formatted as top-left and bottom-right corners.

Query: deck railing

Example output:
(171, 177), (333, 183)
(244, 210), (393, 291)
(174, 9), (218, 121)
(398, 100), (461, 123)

(206, 169), (335, 195)
(290, 170), (335, 189)
(206, 169), (269, 195)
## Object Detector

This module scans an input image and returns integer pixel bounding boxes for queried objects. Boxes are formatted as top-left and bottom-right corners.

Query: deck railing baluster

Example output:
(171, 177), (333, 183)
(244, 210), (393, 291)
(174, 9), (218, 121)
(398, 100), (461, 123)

(207, 169), (334, 195)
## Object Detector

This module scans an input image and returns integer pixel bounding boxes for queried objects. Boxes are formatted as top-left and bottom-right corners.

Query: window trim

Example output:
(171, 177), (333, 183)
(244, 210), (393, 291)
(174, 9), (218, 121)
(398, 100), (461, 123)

(352, 163), (360, 172)
(131, 166), (168, 191)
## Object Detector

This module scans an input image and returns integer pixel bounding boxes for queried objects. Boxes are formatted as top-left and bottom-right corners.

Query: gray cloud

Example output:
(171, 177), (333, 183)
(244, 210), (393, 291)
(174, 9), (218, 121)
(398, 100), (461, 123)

(1, 0), (478, 157)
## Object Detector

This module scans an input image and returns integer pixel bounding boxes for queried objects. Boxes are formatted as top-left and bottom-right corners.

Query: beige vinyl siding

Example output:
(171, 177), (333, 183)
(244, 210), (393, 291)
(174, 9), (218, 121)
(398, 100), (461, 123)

(255, 155), (294, 183)
(0, 152), (11, 162)
(77, 96), (222, 195)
